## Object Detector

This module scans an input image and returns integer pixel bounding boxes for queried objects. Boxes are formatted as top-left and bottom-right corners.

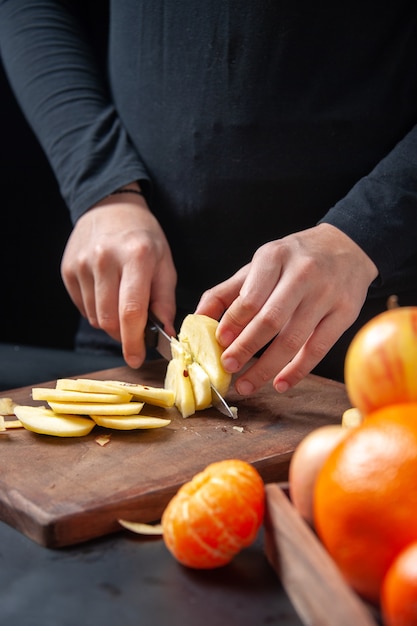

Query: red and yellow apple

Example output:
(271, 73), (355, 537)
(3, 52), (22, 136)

(288, 424), (349, 525)
(344, 306), (417, 415)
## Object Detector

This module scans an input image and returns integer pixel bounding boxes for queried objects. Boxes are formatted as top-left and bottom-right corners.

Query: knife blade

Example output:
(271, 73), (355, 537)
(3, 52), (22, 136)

(145, 311), (236, 418)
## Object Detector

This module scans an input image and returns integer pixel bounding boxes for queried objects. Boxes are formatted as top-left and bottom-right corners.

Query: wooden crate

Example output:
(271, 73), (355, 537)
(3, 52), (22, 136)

(264, 483), (381, 626)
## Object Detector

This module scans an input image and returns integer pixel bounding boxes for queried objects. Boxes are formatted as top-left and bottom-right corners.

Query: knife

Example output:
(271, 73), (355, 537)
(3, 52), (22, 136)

(145, 311), (236, 418)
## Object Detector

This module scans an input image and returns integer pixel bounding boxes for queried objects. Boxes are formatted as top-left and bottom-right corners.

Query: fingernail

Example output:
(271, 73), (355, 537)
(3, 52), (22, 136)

(217, 330), (235, 347)
(236, 380), (255, 396)
(275, 380), (289, 393)
(222, 357), (240, 373)
(126, 355), (142, 369)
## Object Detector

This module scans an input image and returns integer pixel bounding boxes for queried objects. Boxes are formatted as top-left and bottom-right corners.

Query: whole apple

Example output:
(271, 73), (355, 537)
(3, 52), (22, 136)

(344, 306), (417, 415)
(288, 424), (349, 525)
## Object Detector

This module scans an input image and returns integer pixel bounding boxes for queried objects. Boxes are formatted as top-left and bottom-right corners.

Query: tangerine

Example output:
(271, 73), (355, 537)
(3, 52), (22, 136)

(381, 541), (417, 626)
(313, 403), (417, 604)
(161, 459), (265, 569)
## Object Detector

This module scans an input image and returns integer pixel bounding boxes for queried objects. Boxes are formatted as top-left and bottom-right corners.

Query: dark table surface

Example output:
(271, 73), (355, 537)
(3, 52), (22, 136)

(0, 343), (303, 626)
(0, 522), (302, 626)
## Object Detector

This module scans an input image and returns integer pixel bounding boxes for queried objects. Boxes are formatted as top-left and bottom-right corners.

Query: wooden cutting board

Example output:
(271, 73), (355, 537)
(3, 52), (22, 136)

(0, 360), (350, 548)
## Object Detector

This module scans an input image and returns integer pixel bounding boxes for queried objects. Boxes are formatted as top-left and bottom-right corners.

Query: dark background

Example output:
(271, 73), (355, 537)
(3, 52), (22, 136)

(0, 62), (79, 349)
(0, 2), (109, 350)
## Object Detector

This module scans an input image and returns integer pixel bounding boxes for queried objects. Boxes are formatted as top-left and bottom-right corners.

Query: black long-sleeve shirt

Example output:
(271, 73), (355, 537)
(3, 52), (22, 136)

(1, 0), (417, 312)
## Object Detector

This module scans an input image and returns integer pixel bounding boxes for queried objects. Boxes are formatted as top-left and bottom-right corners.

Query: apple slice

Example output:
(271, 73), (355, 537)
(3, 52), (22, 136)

(32, 388), (131, 404)
(187, 361), (212, 410)
(178, 314), (231, 397)
(14, 405), (94, 437)
(47, 401), (144, 416)
(91, 414), (171, 430)
(165, 356), (195, 418)
(107, 381), (175, 408)
(56, 378), (134, 402)
(56, 378), (173, 407)
(342, 407), (363, 428)
(0, 397), (17, 415)
(169, 336), (192, 363)
(164, 315), (232, 417)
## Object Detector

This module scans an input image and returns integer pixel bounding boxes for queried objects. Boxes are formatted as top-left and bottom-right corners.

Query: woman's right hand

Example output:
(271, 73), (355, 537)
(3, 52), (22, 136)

(61, 192), (177, 368)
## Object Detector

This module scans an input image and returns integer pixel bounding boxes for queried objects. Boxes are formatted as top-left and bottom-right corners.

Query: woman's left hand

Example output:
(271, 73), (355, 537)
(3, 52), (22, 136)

(196, 223), (378, 395)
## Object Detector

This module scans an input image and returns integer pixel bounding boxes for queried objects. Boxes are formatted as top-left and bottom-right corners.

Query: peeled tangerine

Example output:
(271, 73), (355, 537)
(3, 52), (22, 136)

(161, 459), (265, 569)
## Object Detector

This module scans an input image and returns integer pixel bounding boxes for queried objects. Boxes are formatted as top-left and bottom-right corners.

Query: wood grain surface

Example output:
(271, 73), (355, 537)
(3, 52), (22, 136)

(264, 484), (380, 626)
(0, 360), (350, 548)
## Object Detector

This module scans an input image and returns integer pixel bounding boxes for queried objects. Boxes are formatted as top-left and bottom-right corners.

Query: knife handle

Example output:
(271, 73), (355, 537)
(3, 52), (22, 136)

(144, 311), (162, 350)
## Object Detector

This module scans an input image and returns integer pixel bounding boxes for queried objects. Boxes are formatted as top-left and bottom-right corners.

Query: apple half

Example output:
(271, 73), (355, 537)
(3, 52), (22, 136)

(164, 314), (231, 418)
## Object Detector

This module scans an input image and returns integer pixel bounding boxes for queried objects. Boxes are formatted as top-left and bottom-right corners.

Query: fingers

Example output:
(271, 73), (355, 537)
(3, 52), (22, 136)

(273, 316), (340, 392)
(216, 241), (303, 372)
(216, 252), (285, 347)
(232, 307), (339, 395)
(60, 265), (88, 320)
(94, 246), (123, 339)
(61, 199), (177, 369)
(195, 265), (250, 320)
(61, 239), (93, 322)
(63, 234), (124, 339)
(227, 295), (326, 394)
(117, 246), (152, 368)
(118, 240), (177, 367)
(197, 225), (378, 395)
(148, 249), (178, 339)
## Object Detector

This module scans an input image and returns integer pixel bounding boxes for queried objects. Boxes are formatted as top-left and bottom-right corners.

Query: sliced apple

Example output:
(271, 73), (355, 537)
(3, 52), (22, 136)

(32, 388), (131, 404)
(91, 414), (171, 430)
(106, 381), (175, 408)
(56, 378), (133, 401)
(178, 314), (231, 397)
(47, 401), (144, 416)
(118, 519), (163, 535)
(165, 356), (195, 418)
(0, 397), (17, 415)
(56, 377), (172, 407)
(4, 419), (23, 429)
(169, 336), (192, 363)
(14, 405), (94, 437)
(164, 315), (232, 417)
(187, 361), (212, 410)
(342, 407), (363, 428)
